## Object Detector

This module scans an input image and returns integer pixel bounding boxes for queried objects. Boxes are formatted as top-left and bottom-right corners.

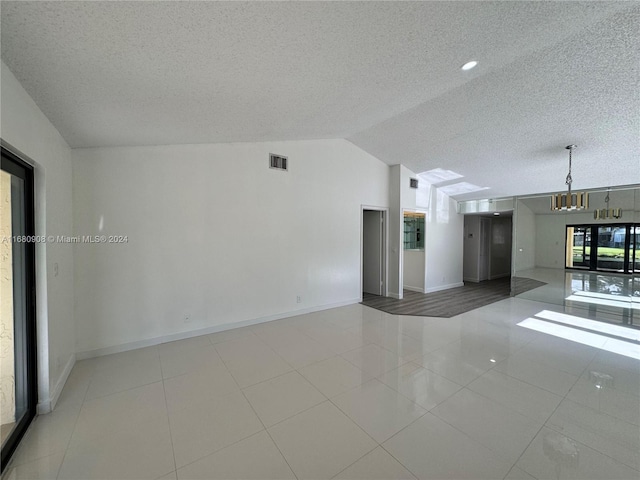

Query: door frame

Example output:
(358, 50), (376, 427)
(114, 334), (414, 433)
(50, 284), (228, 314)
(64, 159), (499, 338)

(400, 209), (427, 294)
(360, 206), (388, 301)
(1, 146), (37, 472)
(565, 222), (638, 274)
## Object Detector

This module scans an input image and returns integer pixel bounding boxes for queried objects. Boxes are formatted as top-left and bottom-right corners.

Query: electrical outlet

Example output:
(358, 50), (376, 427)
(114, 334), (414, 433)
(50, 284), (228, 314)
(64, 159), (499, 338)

(296, 296), (301, 304)
(183, 314), (191, 323)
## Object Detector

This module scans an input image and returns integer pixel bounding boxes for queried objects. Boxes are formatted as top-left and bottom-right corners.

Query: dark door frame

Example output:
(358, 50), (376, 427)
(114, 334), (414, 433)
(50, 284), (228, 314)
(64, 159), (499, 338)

(1, 146), (37, 472)
(565, 222), (637, 274)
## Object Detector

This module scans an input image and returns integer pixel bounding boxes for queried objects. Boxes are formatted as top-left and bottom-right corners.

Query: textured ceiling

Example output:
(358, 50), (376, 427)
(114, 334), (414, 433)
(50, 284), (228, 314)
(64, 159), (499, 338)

(1, 1), (639, 199)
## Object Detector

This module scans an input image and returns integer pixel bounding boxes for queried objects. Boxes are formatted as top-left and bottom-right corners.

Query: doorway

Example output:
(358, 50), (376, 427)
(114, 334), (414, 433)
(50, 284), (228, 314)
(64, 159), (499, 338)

(1, 147), (37, 472)
(565, 223), (639, 273)
(403, 211), (426, 292)
(463, 213), (513, 283)
(362, 208), (387, 297)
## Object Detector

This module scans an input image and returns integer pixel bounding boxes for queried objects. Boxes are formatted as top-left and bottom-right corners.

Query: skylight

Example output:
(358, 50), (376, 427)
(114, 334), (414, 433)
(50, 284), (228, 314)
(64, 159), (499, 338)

(418, 168), (463, 185)
(439, 182), (489, 196)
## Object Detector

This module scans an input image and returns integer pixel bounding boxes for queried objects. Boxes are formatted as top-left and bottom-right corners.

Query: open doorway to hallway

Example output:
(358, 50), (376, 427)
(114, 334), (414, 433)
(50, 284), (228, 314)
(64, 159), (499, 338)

(463, 212), (513, 283)
(361, 208), (387, 298)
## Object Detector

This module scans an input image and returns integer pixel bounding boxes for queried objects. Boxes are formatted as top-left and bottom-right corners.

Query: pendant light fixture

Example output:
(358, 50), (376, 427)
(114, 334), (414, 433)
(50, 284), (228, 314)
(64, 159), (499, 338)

(550, 145), (589, 211)
(594, 188), (622, 220)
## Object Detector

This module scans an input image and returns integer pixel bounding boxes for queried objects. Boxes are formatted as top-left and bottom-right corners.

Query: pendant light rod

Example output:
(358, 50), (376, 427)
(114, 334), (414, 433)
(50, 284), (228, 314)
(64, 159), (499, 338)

(550, 144), (588, 211)
(565, 144), (576, 196)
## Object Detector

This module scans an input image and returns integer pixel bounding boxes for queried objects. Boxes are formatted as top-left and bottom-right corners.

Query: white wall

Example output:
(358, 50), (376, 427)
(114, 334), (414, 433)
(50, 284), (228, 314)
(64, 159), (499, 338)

(0, 61), (75, 412)
(403, 250), (425, 292)
(72, 139), (389, 355)
(514, 201), (536, 271)
(388, 166), (463, 295)
(388, 166), (402, 298)
(424, 188), (464, 292)
(534, 213), (570, 269)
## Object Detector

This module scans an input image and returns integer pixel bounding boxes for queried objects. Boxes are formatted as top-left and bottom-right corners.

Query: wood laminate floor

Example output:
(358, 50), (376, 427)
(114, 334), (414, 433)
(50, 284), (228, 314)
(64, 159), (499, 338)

(361, 277), (546, 317)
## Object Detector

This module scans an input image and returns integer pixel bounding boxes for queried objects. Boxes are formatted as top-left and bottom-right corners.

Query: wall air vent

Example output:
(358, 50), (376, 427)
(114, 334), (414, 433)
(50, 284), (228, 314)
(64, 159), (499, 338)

(410, 178), (419, 189)
(269, 153), (288, 171)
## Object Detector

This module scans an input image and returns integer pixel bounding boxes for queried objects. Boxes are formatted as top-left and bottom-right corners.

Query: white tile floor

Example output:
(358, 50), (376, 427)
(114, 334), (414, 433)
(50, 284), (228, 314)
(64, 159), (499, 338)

(3, 298), (640, 480)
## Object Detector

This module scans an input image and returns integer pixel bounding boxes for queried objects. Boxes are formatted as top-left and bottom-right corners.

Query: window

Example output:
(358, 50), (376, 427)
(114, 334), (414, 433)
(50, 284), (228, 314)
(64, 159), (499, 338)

(404, 213), (425, 250)
(566, 223), (638, 273)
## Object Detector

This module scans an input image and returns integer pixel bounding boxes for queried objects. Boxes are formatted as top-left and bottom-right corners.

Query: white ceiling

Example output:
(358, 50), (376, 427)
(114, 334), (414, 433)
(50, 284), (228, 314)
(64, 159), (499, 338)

(2, 1), (639, 199)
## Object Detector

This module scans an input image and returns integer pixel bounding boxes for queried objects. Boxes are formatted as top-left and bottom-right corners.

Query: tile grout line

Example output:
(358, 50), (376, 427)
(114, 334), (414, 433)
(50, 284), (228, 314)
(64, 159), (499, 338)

(214, 339), (301, 480)
(52, 365), (95, 480)
(538, 356), (640, 474)
(168, 349), (269, 474)
(159, 351), (179, 479)
(239, 388), (300, 480)
(502, 349), (612, 479)
(376, 443), (421, 480)
(209, 337), (299, 479)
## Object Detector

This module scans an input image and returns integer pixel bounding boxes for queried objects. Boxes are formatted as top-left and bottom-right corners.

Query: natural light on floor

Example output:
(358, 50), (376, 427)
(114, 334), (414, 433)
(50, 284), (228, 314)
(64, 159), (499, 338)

(566, 290), (640, 310)
(518, 310), (640, 360)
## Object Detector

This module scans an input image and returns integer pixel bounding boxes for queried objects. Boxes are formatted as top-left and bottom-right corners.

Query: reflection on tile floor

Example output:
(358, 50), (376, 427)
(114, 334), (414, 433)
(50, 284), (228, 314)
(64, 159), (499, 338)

(4, 298), (640, 479)
(515, 268), (640, 329)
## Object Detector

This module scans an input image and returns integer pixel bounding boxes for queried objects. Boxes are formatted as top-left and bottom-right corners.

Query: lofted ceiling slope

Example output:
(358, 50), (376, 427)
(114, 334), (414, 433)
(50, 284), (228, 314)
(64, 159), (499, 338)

(1, 1), (639, 199)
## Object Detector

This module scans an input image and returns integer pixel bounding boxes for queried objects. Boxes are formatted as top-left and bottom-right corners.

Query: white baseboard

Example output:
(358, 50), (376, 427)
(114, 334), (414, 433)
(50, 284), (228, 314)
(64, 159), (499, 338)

(464, 277), (479, 283)
(403, 285), (424, 293)
(37, 353), (76, 414)
(76, 299), (360, 360)
(388, 291), (403, 299)
(425, 282), (464, 294)
(37, 400), (50, 415)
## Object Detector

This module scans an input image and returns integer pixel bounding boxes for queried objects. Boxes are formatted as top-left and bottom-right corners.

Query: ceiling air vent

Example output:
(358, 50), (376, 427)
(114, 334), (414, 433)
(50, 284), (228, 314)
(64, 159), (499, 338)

(410, 178), (419, 189)
(269, 153), (288, 171)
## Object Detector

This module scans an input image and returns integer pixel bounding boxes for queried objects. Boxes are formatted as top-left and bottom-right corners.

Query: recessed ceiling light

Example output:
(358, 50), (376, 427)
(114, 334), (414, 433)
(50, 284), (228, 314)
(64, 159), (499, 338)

(493, 212), (500, 216)
(461, 60), (478, 71)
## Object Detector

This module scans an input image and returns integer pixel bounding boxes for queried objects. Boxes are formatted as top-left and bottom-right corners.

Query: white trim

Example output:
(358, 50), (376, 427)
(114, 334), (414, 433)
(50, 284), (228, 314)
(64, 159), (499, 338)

(425, 282), (464, 293)
(388, 291), (403, 299)
(403, 285), (424, 293)
(76, 298), (359, 360)
(36, 400), (51, 415)
(463, 276), (480, 283)
(37, 353), (76, 413)
(360, 205), (389, 300)
(400, 208), (428, 297)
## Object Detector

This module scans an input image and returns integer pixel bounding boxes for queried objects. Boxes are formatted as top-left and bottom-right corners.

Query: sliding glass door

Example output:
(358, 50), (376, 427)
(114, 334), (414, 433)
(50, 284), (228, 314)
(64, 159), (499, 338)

(632, 226), (640, 273)
(566, 226), (591, 268)
(1, 147), (36, 472)
(566, 223), (638, 274)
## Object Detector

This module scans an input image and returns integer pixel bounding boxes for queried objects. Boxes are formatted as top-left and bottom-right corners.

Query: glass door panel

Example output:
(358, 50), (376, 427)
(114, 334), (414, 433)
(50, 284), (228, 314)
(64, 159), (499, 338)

(567, 226), (590, 268)
(632, 226), (640, 273)
(1, 148), (36, 472)
(596, 226), (626, 272)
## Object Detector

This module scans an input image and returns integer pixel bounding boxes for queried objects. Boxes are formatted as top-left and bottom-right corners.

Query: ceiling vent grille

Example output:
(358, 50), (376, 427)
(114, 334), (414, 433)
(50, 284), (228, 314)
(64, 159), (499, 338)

(410, 178), (419, 189)
(269, 153), (288, 171)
